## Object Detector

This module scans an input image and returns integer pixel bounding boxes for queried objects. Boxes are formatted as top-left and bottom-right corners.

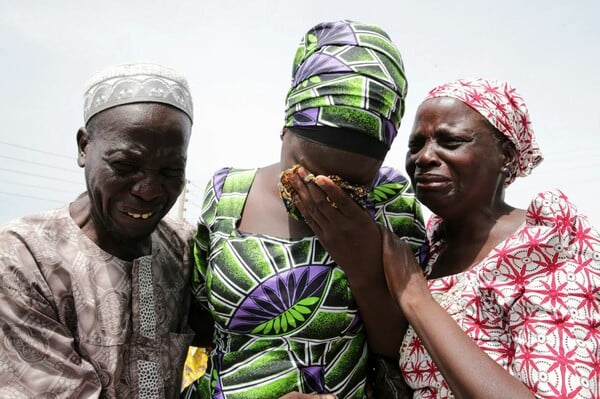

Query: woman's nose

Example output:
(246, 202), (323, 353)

(414, 143), (439, 167)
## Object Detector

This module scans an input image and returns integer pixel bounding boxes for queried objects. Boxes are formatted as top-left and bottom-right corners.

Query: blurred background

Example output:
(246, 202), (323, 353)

(1, 0), (598, 226)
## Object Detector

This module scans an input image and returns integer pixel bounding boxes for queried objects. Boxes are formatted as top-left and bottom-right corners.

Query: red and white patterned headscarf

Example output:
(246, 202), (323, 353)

(425, 77), (543, 184)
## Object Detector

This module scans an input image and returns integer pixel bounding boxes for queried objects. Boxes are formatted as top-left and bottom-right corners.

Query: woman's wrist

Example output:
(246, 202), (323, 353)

(398, 277), (436, 320)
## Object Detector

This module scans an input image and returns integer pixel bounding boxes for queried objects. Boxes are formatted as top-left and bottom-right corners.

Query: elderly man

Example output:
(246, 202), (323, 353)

(0, 63), (196, 398)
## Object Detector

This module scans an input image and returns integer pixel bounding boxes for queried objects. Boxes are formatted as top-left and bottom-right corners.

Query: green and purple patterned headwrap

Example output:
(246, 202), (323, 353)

(284, 20), (407, 160)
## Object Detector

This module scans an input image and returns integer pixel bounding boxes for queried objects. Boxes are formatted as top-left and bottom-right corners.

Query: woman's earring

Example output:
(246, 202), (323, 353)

(501, 166), (511, 178)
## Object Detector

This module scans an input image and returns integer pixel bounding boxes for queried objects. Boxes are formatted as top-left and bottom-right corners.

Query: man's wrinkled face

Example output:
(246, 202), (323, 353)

(80, 103), (191, 242)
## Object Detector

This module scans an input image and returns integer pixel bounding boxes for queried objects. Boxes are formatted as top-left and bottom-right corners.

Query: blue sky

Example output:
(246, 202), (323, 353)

(1, 0), (598, 226)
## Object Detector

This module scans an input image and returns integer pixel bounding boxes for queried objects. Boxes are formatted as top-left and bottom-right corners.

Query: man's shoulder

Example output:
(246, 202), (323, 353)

(0, 207), (72, 274)
(0, 207), (69, 242)
(156, 215), (195, 242)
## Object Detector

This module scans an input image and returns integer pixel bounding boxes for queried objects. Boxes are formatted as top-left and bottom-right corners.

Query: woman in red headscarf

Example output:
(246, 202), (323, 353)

(292, 77), (600, 398)
(384, 77), (600, 398)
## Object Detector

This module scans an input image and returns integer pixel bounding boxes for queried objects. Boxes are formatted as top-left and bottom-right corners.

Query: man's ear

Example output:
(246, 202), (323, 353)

(76, 127), (90, 168)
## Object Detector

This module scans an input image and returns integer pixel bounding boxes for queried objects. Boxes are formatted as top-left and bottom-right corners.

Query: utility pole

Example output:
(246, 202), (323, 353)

(176, 180), (187, 220)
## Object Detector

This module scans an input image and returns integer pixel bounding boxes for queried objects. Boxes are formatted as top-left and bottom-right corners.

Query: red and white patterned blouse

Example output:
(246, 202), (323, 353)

(400, 190), (600, 398)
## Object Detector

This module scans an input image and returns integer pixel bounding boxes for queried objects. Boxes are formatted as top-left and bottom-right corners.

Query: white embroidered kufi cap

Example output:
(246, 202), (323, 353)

(83, 62), (193, 123)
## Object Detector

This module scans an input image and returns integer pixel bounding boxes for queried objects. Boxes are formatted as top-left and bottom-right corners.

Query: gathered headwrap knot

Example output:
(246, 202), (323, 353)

(425, 77), (543, 184)
(284, 20), (407, 158)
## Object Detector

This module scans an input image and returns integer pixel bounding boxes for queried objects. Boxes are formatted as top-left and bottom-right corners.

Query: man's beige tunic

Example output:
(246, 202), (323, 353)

(0, 206), (195, 398)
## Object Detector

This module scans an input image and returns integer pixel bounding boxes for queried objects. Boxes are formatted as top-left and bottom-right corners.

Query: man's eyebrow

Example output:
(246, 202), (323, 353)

(104, 147), (143, 157)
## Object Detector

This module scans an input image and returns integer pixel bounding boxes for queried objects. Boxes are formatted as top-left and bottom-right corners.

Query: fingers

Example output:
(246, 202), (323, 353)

(381, 226), (430, 309)
(325, 196), (338, 209)
(311, 175), (359, 215)
(381, 225), (416, 266)
(288, 168), (334, 232)
(293, 167), (361, 217)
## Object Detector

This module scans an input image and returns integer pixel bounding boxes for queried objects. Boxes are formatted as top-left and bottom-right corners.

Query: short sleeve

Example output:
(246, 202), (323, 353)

(192, 167), (231, 308)
(371, 165), (426, 254)
(505, 190), (600, 397)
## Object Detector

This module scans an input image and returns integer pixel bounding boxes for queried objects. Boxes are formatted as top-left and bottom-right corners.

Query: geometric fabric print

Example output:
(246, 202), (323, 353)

(138, 256), (156, 340)
(191, 166), (426, 398)
(137, 359), (159, 399)
(300, 365), (326, 393)
(285, 20), (407, 149)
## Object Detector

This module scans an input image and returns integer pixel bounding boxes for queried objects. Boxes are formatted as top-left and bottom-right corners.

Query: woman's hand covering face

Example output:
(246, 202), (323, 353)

(282, 165), (379, 277)
(278, 164), (370, 223)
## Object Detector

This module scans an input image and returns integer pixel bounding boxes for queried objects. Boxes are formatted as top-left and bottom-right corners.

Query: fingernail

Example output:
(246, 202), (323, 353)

(296, 166), (307, 176)
(296, 167), (315, 183)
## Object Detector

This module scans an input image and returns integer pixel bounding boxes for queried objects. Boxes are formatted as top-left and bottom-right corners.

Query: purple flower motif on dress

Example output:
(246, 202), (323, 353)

(416, 242), (430, 266)
(228, 266), (330, 335)
(293, 53), (352, 87)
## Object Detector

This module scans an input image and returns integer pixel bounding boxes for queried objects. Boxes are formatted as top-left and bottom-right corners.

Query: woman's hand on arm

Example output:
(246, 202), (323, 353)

(381, 229), (535, 399)
(289, 168), (407, 358)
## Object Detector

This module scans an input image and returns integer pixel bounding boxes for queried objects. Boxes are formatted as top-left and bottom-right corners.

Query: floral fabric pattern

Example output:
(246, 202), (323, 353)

(400, 190), (600, 398)
(187, 166), (425, 399)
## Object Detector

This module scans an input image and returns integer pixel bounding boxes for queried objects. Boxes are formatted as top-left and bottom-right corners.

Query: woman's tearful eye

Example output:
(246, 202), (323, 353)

(441, 137), (470, 149)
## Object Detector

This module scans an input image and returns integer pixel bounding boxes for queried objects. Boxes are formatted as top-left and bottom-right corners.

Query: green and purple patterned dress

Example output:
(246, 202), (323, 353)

(187, 166), (425, 399)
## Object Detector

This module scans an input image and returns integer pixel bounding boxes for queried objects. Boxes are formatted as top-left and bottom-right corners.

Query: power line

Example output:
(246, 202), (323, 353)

(0, 155), (79, 174)
(0, 168), (82, 185)
(0, 191), (66, 204)
(0, 140), (74, 160)
(0, 179), (76, 193)
(186, 179), (205, 190)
